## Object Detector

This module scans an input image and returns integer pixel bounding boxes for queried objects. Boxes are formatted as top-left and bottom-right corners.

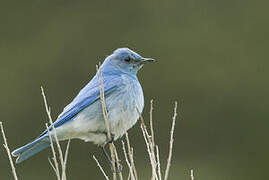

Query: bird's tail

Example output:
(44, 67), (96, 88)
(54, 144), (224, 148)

(12, 136), (50, 163)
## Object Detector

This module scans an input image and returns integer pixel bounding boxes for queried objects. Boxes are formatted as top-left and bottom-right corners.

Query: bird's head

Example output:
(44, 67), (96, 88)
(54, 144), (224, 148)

(102, 48), (155, 75)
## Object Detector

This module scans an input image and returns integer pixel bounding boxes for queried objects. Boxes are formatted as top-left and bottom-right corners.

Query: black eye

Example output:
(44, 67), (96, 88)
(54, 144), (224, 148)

(124, 57), (131, 62)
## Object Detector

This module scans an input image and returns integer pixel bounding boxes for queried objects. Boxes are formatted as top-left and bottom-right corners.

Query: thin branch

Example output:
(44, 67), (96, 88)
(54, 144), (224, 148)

(190, 169), (194, 180)
(41, 86), (67, 180)
(140, 123), (158, 180)
(111, 143), (123, 180)
(127, 173), (131, 180)
(121, 105), (137, 180)
(164, 101), (178, 180)
(156, 145), (162, 180)
(63, 139), (71, 177)
(138, 106), (159, 180)
(149, 100), (157, 180)
(0, 122), (18, 180)
(93, 155), (110, 180)
(48, 158), (58, 175)
(149, 99), (155, 148)
(46, 123), (61, 180)
(125, 133), (138, 180)
(122, 141), (135, 180)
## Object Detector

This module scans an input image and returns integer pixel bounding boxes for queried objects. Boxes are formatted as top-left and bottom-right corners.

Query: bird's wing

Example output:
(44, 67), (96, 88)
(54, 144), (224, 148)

(41, 74), (121, 136)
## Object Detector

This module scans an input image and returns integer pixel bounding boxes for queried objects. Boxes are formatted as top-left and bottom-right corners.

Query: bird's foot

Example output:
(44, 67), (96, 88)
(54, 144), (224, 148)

(101, 145), (122, 173)
(105, 133), (115, 144)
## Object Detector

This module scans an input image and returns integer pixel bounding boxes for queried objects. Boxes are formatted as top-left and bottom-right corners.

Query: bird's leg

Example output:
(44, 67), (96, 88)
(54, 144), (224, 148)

(101, 133), (122, 172)
(101, 144), (123, 173)
(101, 145), (113, 166)
(105, 133), (115, 144)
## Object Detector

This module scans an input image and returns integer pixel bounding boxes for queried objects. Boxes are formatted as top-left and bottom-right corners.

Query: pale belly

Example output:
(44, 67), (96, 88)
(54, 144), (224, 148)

(55, 77), (144, 145)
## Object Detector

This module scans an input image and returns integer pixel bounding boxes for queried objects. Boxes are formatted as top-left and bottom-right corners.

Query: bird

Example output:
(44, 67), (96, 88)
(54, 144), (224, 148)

(12, 47), (155, 164)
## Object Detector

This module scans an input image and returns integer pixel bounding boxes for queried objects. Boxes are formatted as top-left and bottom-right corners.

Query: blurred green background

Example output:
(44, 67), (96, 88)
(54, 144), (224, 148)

(1, 0), (268, 179)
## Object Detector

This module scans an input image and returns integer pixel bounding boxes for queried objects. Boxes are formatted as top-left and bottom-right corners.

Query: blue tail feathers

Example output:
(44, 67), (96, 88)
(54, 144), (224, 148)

(12, 136), (50, 163)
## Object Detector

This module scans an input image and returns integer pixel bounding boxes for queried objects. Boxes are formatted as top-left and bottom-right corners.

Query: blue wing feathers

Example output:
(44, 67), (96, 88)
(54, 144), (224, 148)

(42, 74), (121, 135)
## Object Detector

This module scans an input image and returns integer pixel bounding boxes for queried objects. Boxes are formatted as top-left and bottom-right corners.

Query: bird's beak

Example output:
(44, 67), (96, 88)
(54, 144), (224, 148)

(141, 58), (156, 63)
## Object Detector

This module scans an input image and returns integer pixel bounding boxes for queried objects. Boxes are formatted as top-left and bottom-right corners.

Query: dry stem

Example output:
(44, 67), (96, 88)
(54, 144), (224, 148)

(41, 86), (69, 180)
(138, 108), (159, 180)
(93, 155), (110, 180)
(0, 122), (18, 180)
(149, 99), (155, 148)
(122, 141), (135, 180)
(46, 123), (61, 180)
(125, 133), (138, 179)
(156, 145), (162, 180)
(164, 101), (178, 180)
(190, 169), (194, 180)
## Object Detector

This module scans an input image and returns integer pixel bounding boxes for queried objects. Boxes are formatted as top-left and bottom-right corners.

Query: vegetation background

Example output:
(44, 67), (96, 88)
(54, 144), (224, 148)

(0, 0), (268, 179)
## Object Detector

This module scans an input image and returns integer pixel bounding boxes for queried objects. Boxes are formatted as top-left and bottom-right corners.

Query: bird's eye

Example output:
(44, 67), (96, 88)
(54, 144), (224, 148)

(124, 57), (131, 62)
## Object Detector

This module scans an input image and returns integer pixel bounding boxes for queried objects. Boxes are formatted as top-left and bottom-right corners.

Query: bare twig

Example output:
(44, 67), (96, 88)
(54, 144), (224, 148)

(41, 86), (68, 180)
(127, 173), (131, 180)
(111, 143), (123, 180)
(0, 122), (18, 180)
(48, 157), (57, 174)
(190, 169), (194, 180)
(164, 101), (178, 180)
(156, 145), (162, 180)
(121, 103), (137, 180)
(46, 123), (61, 180)
(63, 139), (71, 176)
(125, 133), (138, 180)
(140, 123), (158, 180)
(122, 141), (135, 180)
(93, 155), (110, 180)
(149, 99), (155, 148)
(138, 108), (158, 180)
(149, 100), (157, 180)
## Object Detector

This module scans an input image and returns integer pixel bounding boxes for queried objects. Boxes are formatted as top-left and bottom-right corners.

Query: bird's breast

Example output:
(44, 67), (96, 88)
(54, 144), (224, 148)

(106, 75), (144, 139)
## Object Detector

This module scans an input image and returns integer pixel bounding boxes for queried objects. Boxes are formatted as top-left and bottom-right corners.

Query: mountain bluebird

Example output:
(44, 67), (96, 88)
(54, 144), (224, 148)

(12, 48), (155, 163)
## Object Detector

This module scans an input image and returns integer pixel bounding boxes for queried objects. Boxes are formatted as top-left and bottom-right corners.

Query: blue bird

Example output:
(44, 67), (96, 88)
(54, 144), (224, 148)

(12, 48), (155, 163)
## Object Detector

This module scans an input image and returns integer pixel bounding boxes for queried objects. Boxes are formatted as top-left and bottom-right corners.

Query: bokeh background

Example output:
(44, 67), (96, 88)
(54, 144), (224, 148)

(1, 0), (268, 179)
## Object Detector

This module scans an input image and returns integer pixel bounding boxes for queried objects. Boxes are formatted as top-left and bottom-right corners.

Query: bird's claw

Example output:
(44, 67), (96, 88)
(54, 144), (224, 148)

(101, 142), (123, 173)
(105, 133), (115, 144)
